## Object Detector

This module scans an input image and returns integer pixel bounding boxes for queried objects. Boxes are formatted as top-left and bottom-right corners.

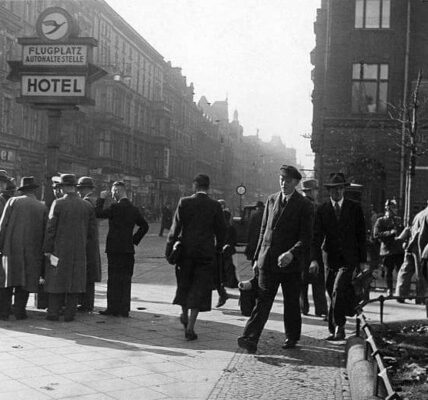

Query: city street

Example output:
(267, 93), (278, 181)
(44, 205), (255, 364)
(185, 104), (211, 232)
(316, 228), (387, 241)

(0, 221), (426, 400)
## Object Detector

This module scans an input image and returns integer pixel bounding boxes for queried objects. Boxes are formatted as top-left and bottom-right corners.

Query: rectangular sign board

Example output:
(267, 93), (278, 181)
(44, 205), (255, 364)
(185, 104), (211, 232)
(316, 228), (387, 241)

(21, 75), (86, 96)
(22, 45), (88, 66)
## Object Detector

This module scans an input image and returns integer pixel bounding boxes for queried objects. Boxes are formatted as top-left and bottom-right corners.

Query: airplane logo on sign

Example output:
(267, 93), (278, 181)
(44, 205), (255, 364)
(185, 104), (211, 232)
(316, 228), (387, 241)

(42, 20), (66, 36)
(36, 7), (74, 42)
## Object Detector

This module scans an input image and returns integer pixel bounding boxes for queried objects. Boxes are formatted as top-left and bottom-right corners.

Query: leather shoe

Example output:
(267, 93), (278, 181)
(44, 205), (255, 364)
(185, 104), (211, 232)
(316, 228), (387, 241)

(185, 330), (198, 341)
(282, 339), (297, 349)
(237, 336), (257, 354)
(325, 334), (336, 341)
(99, 309), (119, 316)
(335, 325), (345, 340)
(216, 294), (229, 308)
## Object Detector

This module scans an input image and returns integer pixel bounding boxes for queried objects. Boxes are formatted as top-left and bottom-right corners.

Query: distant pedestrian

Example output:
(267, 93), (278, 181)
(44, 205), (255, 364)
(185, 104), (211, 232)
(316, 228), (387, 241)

(373, 199), (404, 297)
(3, 177), (16, 201)
(159, 203), (173, 237)
(76, 176), (102, 312)
(244, 201), (264, 261)
(51, 176), (63, 200)
(43, 174), (98, 322)
(300, 178), (328, 317)
(395, 201), (428, 303)
(310, 173), (368, 341)
(0, 170), (12, 217)
(166, 174), (226, 341)
(215, 209), (238, 308)
(0, 177), (47, 320)
(237, 165), (313, 353)
(96, 181), (149, 317)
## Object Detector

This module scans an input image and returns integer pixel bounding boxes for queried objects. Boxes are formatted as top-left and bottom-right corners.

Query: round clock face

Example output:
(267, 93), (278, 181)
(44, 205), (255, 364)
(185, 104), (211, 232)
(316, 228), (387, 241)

(236, 185), (246, 195)
(36, 7), (74, 41)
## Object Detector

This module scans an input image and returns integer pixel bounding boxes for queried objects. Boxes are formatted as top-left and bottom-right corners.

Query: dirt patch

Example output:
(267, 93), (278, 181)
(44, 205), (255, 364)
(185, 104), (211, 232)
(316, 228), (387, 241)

(372, 320), (428, 400)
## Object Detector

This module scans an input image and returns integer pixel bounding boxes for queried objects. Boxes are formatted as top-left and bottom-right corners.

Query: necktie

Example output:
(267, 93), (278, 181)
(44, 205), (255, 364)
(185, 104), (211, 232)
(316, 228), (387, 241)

(334, 202), (341, 220)
(281, 196), (287, 208)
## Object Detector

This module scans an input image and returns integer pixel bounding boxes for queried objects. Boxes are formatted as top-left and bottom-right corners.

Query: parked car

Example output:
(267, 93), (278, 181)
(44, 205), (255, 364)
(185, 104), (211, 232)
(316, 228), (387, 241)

(232, 204), (260, 246)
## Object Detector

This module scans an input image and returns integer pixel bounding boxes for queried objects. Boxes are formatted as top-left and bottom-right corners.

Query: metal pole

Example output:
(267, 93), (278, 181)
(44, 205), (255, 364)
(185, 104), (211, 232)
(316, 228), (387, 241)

(45, 108), (62, 208)
(399, 0), (411, 213)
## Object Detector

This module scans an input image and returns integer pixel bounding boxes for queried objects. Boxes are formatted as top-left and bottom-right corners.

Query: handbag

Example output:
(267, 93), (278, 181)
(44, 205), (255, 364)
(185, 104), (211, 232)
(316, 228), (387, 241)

(167, 241), (183, 265)
(238, 277), (258, 317)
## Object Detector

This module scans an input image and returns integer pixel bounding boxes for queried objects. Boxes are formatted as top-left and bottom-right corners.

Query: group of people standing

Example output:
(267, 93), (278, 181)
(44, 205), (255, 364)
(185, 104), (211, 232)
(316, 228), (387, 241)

(0, 171), (148, 322)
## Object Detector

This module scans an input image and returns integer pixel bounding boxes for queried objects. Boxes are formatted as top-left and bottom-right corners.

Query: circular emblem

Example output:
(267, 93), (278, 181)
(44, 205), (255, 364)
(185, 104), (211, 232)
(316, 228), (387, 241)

(236, 185), (246, 196)
(144, 175), (153, 183)
(36, 7), (75, 41)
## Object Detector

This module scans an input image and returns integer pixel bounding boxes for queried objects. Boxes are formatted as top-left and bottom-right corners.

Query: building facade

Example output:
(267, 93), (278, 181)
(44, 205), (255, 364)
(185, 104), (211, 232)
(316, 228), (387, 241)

(312, 0), (428, 216)
(0, 0), (298, 213)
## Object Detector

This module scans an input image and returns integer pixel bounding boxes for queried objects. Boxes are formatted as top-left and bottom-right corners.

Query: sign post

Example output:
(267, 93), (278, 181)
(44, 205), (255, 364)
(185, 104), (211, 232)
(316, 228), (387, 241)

(236, 184), (246, 215)
(7, 7), (106, 206)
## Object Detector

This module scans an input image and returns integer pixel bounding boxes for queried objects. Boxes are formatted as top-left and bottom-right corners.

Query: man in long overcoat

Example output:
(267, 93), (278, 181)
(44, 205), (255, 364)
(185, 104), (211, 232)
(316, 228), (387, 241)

(96, 181), (149, 317)
(43, 174), (97, 322)
(237, 165), (313, 353)
(310, 173), (367, 341)
(0, 177), (47, 320)
(76, 176), (101, 312)
(166, 174), (227, 341)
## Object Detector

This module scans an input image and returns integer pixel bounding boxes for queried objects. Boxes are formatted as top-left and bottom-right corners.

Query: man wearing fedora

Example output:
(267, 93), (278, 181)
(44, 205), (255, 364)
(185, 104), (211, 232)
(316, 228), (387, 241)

(77, 176), (101, 312)
(300, 178), (328, 318)
(96, 180), (149, 317)
(0, 177), (47, 320)
(43, 174), (98, 322)
(237, 165), (313, 353)
(310, 173), (367, 340)
(51, 176), (63, 200)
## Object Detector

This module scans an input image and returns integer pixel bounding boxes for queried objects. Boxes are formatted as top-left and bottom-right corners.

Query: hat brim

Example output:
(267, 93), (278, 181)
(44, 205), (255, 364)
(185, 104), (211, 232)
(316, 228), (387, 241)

(17, 184), (39, 191)
(76, 184), (94, 188)
(324, 182), (350, 188)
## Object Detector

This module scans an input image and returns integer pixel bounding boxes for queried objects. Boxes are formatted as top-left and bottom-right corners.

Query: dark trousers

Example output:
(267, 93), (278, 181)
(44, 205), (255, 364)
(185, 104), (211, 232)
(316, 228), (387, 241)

(325, 267), (354, 332)
(79, 281), (95, 310)
(243, 269), (302, 343)
(48, 293), (79, 320)
(300, 279), (328, 316)
(0, 287), (29, 319)
(382, 253), (404, 292)
(107, 253), (134, 315)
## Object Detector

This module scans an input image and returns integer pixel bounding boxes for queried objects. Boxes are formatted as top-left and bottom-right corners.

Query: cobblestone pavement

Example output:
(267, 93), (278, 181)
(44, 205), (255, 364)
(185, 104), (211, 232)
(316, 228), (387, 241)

(0, 221), (425, 399)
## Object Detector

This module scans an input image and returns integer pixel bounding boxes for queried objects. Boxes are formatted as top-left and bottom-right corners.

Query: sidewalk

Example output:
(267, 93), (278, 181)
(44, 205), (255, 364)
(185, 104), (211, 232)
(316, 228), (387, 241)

(0, 223), (426, 399)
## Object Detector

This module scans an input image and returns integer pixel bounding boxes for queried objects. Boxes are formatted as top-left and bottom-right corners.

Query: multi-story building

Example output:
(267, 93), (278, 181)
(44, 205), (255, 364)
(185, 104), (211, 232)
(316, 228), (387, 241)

(0, 0), (299, 213)
(311, 0), (428, 215)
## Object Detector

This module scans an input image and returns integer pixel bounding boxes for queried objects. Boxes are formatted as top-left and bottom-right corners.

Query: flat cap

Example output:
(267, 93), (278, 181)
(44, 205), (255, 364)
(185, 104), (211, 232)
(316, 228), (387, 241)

(279, 165), (302, 181)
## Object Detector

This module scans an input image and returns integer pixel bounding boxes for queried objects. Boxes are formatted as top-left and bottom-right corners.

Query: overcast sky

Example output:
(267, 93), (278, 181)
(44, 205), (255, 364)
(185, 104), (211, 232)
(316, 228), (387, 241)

(106, 0), (321, 169)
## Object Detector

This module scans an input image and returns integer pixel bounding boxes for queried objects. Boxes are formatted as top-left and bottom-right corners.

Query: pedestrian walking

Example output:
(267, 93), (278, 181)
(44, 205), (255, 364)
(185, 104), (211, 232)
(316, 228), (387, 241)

(300, 178), (328, 317)
(244, 201), (264, 261)
(96, 181), (149, 317)
(237, 165), (313, 353)
(51, 176), (63, 200)
(159, 203), (173, 237)
(76, 176), (101, 312)
(395, 201), (428, 303)
(43, 174), (98, 322)
(373, 199), (404, 297)
(310, 173), (368, 341)
(166, 174), (226, 341)
(0, 177), (47, 320)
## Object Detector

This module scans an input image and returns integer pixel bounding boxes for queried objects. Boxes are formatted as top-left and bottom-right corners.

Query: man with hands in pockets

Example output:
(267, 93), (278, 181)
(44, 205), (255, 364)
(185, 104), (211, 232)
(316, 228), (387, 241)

(237, 165), (313, 353)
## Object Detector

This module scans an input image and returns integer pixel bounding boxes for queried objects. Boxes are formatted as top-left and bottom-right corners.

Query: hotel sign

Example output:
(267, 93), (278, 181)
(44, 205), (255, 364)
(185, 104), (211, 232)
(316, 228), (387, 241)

(21, 75), (86, 96)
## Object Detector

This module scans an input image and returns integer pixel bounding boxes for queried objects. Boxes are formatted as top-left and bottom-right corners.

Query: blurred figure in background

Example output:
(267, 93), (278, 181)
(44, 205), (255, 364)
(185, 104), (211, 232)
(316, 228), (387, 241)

(373, 199), (404, 297)
(300, 179), (328, 317)
(244, 201), (265, 262)
(159, 203), (173, 237)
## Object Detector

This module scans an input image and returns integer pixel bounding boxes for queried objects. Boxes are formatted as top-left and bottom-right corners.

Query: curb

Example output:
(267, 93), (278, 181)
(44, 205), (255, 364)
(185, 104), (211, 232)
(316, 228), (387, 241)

(345, 336), (380, 400)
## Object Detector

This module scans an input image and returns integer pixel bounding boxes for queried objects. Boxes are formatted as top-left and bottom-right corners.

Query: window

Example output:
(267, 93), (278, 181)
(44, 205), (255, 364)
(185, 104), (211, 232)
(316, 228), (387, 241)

(355, 0), (390, 29)
(352, 63), (388, 114)
(99, 131), (111, 157)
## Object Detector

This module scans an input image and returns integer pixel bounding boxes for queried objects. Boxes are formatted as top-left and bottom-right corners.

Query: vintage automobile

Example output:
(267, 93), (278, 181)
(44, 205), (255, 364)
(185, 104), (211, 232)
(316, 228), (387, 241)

(232, 204), (260, 246)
